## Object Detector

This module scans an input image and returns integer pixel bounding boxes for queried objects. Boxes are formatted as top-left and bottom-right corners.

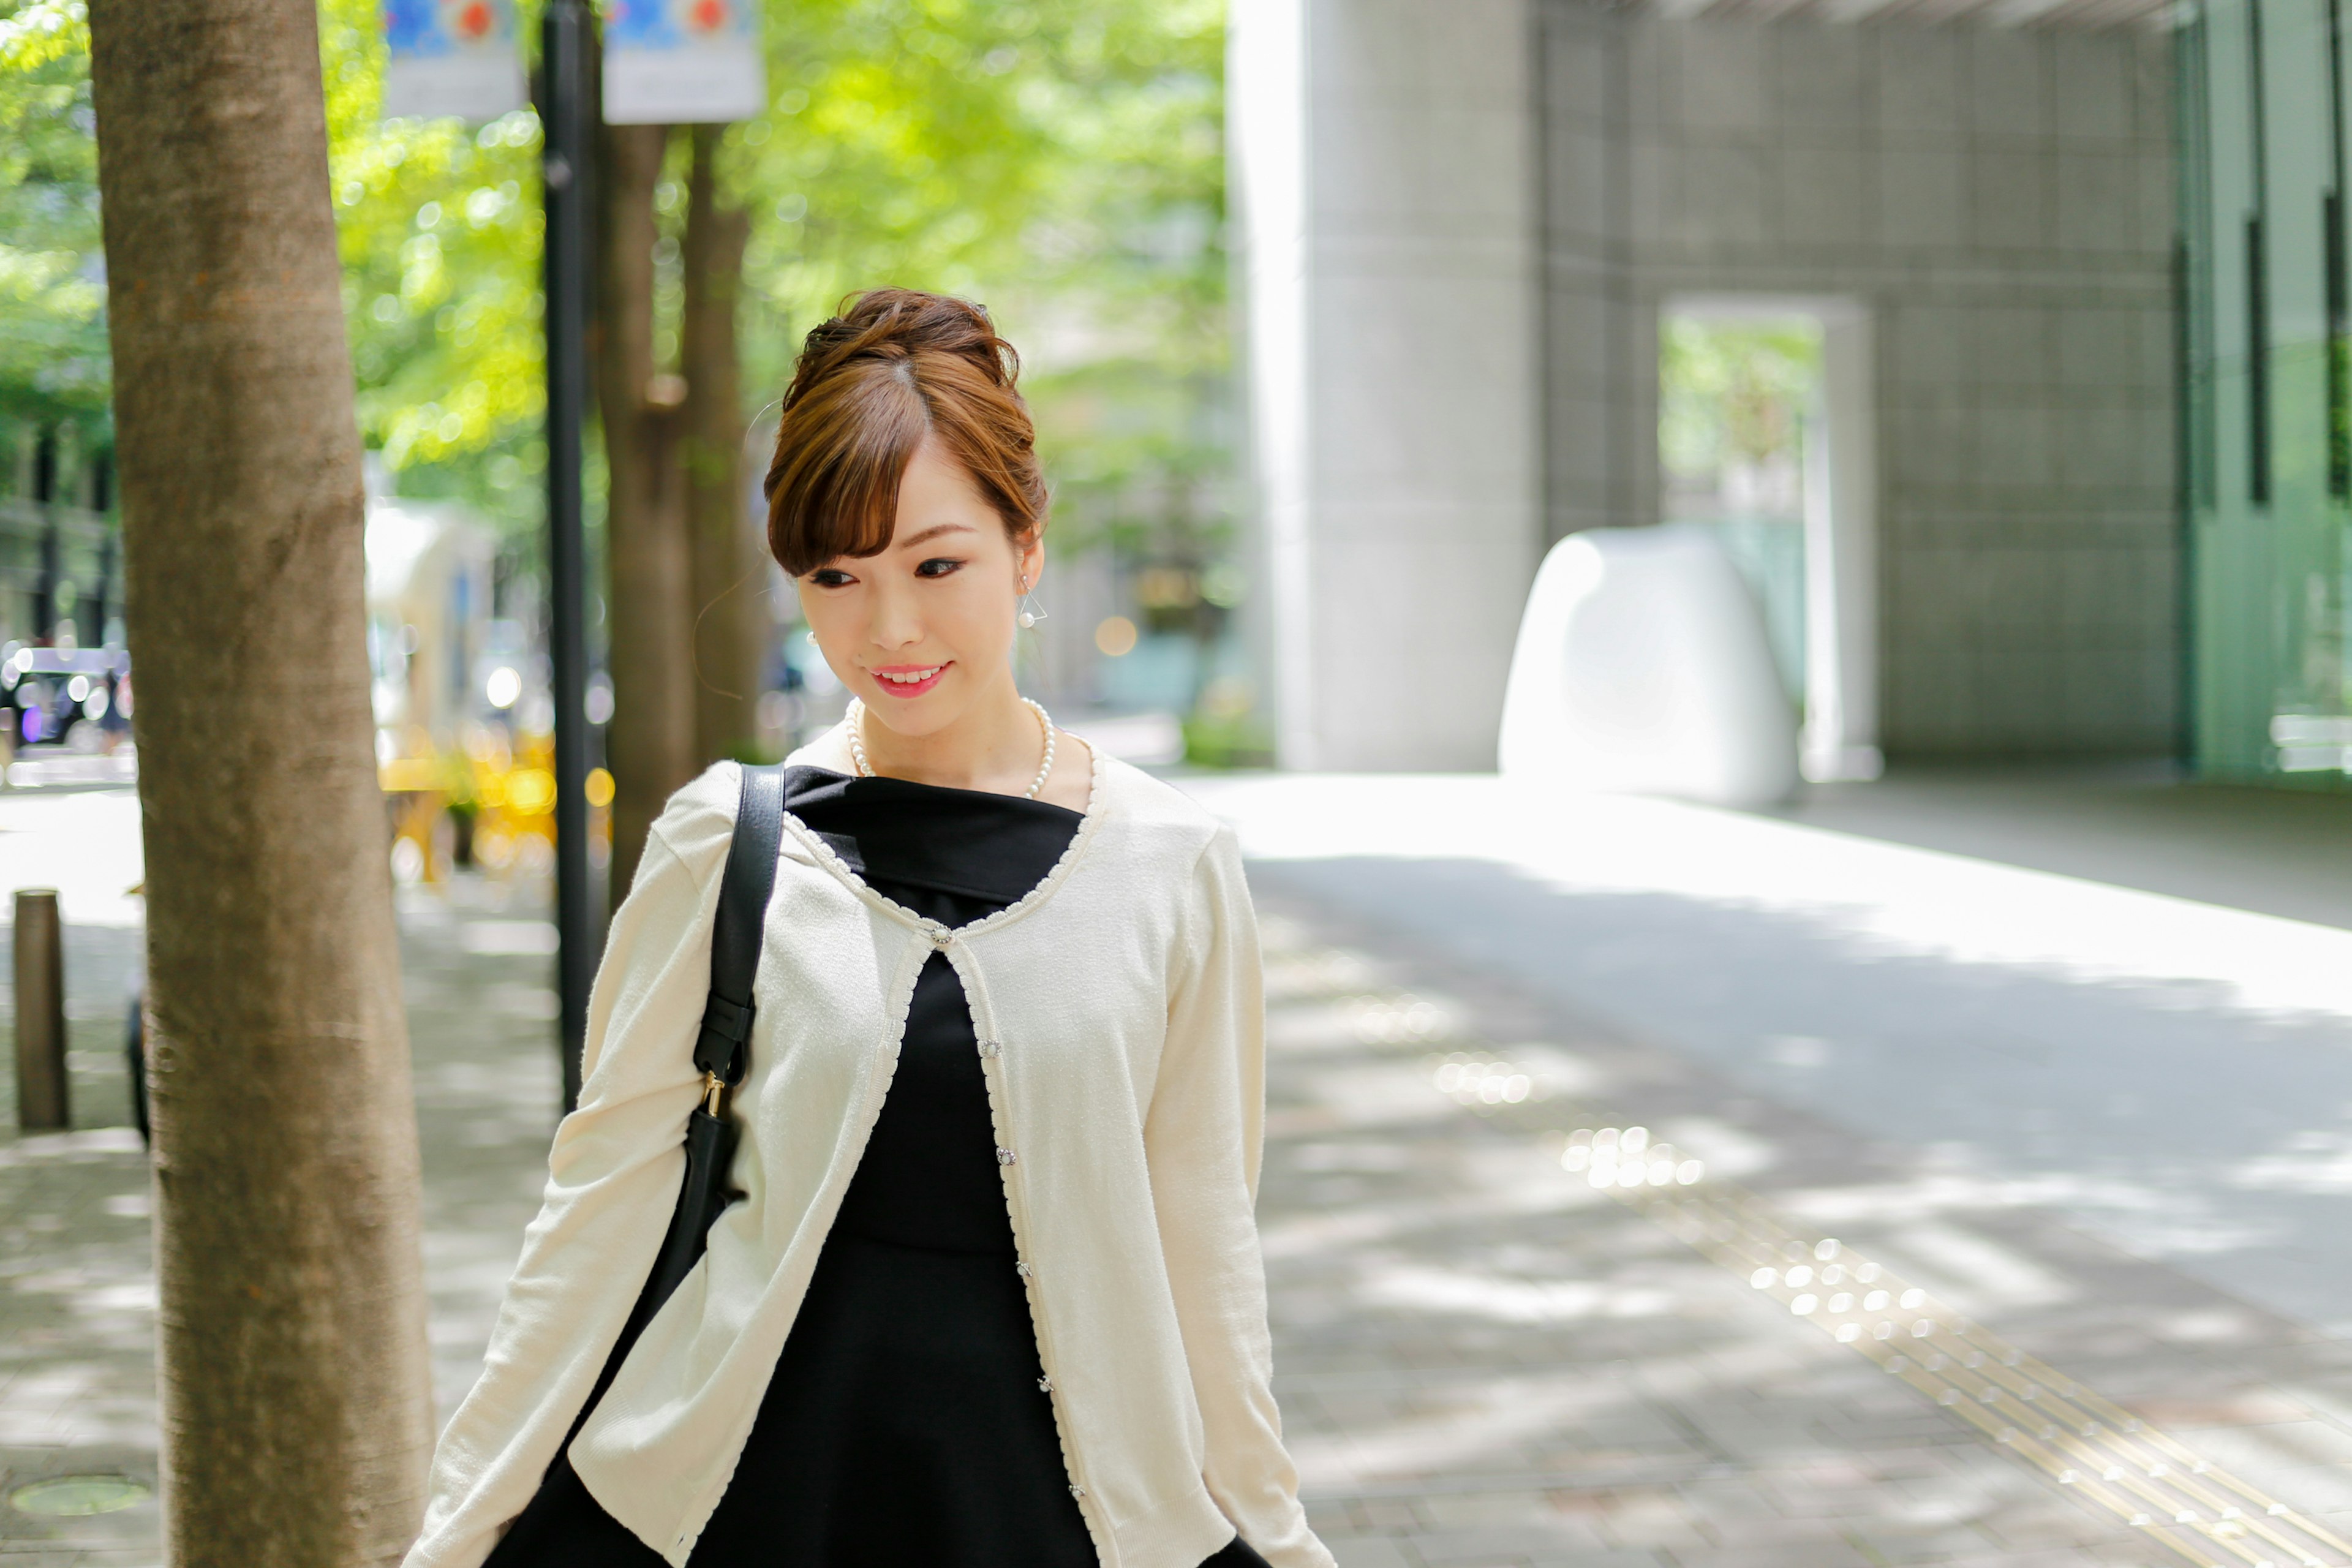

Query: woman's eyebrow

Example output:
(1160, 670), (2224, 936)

(895, 521), (979, 549)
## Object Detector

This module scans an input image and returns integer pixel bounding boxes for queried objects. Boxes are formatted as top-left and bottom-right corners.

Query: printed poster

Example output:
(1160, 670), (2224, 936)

(603, 0), (767, 125)
(382, 0), (527, 122)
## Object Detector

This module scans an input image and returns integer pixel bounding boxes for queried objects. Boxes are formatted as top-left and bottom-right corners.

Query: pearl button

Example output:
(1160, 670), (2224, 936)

(978, 1040), (1001, 1058)
(996, 1147), (1017, 1166)
(931, 930), (952, 950)
(1069, 1485), (1086, 1501)
(1015, 1261), (1032, 1279)
(1038, 1374), (1053, 1392)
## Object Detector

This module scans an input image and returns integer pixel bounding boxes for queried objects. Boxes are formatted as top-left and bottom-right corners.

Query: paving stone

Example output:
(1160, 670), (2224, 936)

(0, 875), (551, 1564)
(1242, 881), (2284, 1568)
(5, 854), (2346, 1568)
(1327, 1539), (1417, 1568)
(1656, 1542), (1877, 1568)
(1406, 1521), (1619, 1562)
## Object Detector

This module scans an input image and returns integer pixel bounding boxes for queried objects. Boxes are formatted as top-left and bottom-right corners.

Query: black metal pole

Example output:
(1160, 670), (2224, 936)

(92, 453), (114, 647)
(32, 429), (57, 642)
(543, 0), (593, 1112)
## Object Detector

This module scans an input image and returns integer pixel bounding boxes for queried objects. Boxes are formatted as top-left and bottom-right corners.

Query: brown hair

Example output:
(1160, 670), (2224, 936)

(763, 288), (1048, 576)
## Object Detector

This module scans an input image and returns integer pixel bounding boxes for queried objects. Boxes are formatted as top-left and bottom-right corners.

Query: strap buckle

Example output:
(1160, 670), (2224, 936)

(695, 992), (755, 1084)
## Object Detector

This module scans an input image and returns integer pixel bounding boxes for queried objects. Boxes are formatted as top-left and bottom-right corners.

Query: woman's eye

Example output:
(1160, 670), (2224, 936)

(809, 569), (853, 588)
(914, 557), (965, 579)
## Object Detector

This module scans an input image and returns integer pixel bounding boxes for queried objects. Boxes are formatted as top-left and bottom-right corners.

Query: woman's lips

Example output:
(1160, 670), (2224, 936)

(869, 662), (950, 698)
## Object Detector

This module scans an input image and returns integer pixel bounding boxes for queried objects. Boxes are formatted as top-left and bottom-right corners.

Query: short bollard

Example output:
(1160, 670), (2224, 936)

(13, 889), (68, 1131)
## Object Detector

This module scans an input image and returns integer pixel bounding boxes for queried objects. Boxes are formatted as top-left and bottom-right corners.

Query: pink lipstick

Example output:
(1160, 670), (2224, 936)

(869, 662), (951, 699)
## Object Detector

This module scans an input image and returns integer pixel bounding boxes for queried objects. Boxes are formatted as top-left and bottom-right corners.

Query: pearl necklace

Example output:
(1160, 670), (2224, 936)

(846, 695), (1057, 801)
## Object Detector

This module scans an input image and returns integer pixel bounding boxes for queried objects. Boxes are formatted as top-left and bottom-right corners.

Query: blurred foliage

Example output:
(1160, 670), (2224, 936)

(0, 0), (1241, 747)
(1182, 681), (1271, 768)
(0, 0), (1232, 584)
(731, 0), (1231, 573)
(1659, 317), (1820, 480)
(0, 0), (553, 511)
(0, 0), (105, 440)
(319, 0), (549, 538)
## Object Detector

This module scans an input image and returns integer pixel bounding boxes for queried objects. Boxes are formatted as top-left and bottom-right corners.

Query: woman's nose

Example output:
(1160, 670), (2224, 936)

(867, 584), (924, 650)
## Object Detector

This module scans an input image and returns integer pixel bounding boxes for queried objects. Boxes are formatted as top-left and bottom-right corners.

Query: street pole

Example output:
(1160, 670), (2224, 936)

(32, 430), (57, 642)
(543, 0), (592, 1112)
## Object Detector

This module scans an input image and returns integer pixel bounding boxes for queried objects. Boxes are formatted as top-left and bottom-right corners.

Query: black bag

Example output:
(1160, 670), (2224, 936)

(608, 761), (786, 1359)
(513, 763), (785, 1477)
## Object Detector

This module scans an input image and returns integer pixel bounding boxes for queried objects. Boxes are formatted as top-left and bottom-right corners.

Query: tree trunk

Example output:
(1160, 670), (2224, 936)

(85, 4), (432, 1564)
(596, 121), (697, 899)
(681, 126), (763, 767)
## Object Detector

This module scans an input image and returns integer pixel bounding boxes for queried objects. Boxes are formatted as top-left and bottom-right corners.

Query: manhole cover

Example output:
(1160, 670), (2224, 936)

(9, 1475), (150, 1516)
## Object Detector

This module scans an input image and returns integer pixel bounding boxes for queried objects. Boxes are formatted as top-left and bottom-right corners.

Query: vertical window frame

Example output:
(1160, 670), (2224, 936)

(2250, 0), (2274, 507)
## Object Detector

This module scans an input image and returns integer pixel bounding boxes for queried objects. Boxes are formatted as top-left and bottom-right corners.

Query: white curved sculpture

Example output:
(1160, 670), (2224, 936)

(1498, 524), (1798, 808)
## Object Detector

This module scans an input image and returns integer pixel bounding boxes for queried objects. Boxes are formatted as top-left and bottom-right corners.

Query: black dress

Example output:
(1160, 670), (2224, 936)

(487, 768), (1270, 1568)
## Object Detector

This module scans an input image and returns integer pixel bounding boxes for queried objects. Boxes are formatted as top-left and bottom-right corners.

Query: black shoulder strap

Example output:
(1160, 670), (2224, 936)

(694, 763), (785, 1086)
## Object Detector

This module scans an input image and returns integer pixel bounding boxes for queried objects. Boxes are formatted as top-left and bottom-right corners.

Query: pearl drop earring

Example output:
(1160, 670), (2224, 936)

(1017, 577), (1046, 631)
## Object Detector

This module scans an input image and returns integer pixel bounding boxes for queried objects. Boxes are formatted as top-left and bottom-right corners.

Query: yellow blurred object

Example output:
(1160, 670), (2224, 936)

(586, 767), (615, 809)
(505, 768), (557, 815)
(1095, 616), (1139, 657)
(380, 724), (577, 883)
(379, 757), (442, 794)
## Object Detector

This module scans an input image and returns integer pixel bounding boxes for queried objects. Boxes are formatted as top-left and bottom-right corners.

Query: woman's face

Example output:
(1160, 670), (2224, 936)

(797, 434), (1042, 740)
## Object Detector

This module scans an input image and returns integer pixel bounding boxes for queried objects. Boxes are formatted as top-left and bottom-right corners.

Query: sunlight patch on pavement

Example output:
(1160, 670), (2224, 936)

(1286, 1370), (1651, 1496)
(1538, 1092), (2351, 1568)
(1185, 774), (2352, 1023)
(0, 789), (144, 928)
(1362, 1264), (1676, 1324)
(2231, 1130), (2352, 1194)
(1250, 895), (2352, 1568)
(460, 919), (559, 955)
(1627, 1177), (2351, 1568)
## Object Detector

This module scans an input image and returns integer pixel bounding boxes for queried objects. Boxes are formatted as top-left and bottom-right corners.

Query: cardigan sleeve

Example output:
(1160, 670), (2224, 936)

(1143, 825), (1335, 1568)
(401, 773), (737, 1568)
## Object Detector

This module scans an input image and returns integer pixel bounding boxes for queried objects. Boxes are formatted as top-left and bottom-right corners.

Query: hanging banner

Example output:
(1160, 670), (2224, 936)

(603, 0), (767, 124)
(382, 0), (527, 123)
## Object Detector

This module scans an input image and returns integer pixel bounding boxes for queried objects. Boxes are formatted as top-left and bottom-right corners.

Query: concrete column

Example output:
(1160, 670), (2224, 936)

(1801, 305), (1883, 781)
(1235, 0), (1544, 771)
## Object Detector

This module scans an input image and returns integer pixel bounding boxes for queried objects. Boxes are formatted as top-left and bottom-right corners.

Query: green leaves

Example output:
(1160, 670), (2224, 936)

(1660, 316), (1823, 480)
(0, 0), (104, 432)
(318, 0), (1231, 556)
(321, 0), (548, 538)
(736, 0), (1230, 564)
(0, 0), (86, 72)
(0, 0), (1229, 572)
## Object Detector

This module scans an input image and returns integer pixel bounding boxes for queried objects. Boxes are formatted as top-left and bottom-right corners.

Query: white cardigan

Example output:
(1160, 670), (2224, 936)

(404, 748), (1333, 1568)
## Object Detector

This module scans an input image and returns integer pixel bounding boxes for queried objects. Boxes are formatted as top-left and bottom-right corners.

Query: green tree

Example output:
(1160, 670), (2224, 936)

(86, 0), (434, 1556)
(0, 0), (1238, 692)
(1659, 317), (1821, 483)
(318, 0), (549, 540)
(734, 0), (1231, 568)
(0, 0), (107, 444)
(1, 0), (1234, 553)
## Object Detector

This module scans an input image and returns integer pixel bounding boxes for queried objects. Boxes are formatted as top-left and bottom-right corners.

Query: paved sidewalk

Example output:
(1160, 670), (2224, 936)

(1774, 764), (2352, 933)
(11, 794), (2352, 1565)
(1249, 874), (2352, 1567)
(0, 889), (149, 1567)
(0, 869), (563, 1566)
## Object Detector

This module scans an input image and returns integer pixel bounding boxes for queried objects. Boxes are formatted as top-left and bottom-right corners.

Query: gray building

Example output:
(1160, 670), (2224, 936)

(1232, 1), (2180, 774)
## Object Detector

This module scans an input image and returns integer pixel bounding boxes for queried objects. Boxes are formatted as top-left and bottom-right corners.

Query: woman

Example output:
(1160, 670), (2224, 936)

(403, 289), (1333, 1568)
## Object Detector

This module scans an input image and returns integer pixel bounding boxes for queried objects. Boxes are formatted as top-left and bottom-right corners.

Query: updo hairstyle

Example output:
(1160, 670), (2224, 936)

(763, 288), (1048, 576)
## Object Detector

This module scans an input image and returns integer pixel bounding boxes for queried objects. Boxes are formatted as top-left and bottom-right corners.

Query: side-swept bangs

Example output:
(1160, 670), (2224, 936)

(764, 361), (929, 576)
(764, 290), (1048, 577)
